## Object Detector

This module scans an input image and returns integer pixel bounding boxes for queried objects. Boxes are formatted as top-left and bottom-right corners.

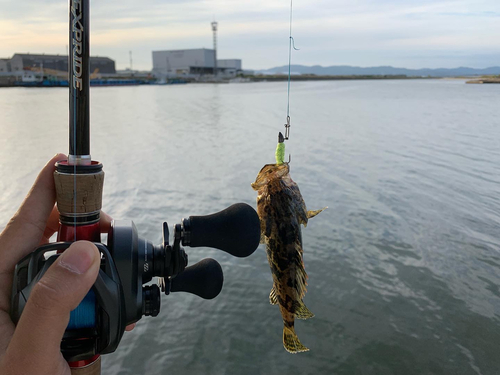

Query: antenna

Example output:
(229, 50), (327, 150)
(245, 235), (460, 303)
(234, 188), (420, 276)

(129, 50), (133, 71)
(211, 21), (218, 78)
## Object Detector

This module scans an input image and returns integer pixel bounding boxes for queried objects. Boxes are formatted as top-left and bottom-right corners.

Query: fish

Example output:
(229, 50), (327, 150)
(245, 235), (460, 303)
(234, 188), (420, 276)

(251, 161), (325, 353)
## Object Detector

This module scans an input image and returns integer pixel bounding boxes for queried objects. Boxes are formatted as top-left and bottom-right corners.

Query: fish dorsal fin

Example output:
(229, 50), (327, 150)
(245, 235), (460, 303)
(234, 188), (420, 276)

(269, 285), (279, 305)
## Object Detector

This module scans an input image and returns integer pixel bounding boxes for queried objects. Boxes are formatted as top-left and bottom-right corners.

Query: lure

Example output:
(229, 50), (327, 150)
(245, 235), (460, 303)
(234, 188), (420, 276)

(251, 133), (326, 353)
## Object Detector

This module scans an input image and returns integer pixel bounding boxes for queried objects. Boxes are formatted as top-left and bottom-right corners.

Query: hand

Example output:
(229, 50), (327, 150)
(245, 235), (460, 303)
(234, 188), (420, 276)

(0, 154), (133, 375)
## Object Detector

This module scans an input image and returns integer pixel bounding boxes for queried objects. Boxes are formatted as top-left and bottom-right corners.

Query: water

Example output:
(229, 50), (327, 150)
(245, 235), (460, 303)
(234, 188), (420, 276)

(1, 79), (499, 374)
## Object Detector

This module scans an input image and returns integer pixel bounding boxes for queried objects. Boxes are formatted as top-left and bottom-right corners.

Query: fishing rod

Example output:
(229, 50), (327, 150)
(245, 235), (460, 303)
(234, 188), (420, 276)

(9, 1), (261, 374)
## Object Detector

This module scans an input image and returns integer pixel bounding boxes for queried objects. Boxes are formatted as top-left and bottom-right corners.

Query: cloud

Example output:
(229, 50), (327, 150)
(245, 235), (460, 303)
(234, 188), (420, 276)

(1, 0), (499, 69)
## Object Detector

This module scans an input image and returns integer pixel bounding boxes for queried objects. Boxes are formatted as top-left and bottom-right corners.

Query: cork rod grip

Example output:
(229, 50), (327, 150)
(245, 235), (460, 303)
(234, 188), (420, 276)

(54, 170), (105, 215)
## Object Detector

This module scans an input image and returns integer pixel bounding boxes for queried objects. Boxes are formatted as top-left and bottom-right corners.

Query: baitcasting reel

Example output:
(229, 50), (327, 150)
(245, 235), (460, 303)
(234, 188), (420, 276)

(10, 203), (260, 362)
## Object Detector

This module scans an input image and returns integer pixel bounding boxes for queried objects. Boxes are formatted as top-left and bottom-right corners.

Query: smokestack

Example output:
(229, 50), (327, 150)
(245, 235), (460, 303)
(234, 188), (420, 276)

(211, 21), (218, 77)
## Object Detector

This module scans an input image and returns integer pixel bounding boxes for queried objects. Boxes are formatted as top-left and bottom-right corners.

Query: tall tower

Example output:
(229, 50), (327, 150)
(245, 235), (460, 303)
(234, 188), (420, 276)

(211, 21), (218, 77)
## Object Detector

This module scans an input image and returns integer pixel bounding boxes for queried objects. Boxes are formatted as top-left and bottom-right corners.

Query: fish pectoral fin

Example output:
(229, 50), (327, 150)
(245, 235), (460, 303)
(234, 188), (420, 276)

(307, 207), (328, 219)
(294, 301), (315, 320)
(283, 326), (309, 353)
(269, 285), (278, 305)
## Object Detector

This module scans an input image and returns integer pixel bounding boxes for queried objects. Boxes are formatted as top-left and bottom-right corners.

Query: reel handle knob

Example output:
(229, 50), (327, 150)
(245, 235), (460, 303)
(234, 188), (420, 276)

(181, 203), (260, 258)
(161, 258), (224, 300)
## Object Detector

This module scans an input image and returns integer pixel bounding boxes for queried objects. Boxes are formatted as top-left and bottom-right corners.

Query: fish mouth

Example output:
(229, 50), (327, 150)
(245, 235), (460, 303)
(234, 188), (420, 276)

(252, 163), (289, 190)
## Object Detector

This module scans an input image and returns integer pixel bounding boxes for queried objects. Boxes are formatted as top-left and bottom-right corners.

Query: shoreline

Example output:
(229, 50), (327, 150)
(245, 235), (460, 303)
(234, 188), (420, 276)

(0, 75), (437, 88)
(249, 74), (432, 82)
(3, 74), (498, 88)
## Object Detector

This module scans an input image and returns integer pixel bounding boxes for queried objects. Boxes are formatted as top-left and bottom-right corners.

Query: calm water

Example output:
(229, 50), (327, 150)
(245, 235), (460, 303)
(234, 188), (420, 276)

(1, 80), (499, 375)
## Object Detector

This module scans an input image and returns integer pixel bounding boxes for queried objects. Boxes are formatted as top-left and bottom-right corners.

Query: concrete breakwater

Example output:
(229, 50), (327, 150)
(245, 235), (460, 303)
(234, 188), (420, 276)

(466, 77), (500, 84)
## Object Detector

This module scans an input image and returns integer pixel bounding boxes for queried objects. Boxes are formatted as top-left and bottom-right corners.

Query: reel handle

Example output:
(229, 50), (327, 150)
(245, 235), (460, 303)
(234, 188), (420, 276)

(181, 203), (260, 258)
(161, 258), (224, 300)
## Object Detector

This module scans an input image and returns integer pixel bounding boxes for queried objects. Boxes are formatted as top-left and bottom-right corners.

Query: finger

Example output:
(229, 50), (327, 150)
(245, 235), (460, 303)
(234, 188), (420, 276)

(99, 211), (113, 233)
(5, 241), (100, 373)
(0, 153), (66, 274)
(40, 205), (60, 245)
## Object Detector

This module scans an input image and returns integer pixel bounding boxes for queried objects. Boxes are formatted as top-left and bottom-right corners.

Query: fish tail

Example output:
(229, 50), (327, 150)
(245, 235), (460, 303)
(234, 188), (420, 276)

(283, 326), (309, 353)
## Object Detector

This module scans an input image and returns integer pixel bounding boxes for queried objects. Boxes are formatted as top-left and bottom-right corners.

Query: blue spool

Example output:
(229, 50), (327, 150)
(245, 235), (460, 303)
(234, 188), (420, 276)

(67, 289), (97, 329)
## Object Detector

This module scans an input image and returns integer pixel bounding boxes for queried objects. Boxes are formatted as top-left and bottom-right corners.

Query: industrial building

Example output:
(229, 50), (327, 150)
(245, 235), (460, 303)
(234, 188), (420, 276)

(152, 21), (243, 80)
(153, 49), (215, 76)
(218, 59), (242, 76)
(0, 59), (10, 73)
(5, 53), (116, 74)
(0, 58), (10, 73)
(152, 48), (242, 78)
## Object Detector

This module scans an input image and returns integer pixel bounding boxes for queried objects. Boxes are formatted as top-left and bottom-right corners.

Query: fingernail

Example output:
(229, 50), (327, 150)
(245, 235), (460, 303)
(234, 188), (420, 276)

(59, 243), (97, 274)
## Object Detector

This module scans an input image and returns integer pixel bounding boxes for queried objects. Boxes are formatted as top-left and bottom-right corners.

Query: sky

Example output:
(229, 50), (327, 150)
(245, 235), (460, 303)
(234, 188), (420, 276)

(0, 0), (499, 71)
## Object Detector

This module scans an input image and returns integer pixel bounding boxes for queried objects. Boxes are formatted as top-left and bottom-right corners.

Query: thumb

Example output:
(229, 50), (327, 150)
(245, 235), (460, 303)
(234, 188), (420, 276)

(7, 241), (100, 369)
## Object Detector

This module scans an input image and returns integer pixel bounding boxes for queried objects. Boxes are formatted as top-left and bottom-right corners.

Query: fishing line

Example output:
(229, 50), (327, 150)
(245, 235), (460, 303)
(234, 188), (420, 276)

(284, 0), (299, 141)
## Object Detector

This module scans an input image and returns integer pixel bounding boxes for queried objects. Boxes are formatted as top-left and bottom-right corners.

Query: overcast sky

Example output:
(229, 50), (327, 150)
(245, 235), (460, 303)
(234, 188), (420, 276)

(0, 0), (499, 71)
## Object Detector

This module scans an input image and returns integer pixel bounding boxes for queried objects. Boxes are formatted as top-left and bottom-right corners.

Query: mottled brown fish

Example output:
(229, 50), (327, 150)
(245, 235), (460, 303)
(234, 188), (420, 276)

(251, 162), (325, 353)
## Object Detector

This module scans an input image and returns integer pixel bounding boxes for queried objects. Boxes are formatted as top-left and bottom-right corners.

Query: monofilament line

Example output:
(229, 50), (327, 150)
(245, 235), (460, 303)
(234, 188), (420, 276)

(285, 0), (299, 140)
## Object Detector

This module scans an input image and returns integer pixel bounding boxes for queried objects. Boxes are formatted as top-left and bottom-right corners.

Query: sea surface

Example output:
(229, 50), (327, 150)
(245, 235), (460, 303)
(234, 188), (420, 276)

(1, 79), (499, 375)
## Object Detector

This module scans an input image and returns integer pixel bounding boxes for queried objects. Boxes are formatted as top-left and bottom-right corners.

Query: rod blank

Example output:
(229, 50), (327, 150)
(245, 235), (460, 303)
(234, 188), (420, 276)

(69, 0), (90, 159)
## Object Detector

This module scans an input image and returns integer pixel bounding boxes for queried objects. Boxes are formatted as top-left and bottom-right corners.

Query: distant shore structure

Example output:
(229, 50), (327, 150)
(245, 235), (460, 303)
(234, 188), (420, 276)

(0, 53), (116, 76)
(151, 20), (243, 81)
(152, 48), (242, 79)
(211, 21), (218, 78)
(0, 58), (9, 73)
(0, 53), (116, 80)
(0, 53), (127, 87)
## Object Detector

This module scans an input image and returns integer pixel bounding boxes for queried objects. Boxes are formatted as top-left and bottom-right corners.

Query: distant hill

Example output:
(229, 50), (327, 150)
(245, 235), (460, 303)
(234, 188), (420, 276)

(257, 65), (500, 77)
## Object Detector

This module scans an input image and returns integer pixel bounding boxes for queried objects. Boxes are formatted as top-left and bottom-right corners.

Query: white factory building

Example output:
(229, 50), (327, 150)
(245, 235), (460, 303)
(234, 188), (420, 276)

(0, 58), (10, 73)
(152, 48), (242, 78)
